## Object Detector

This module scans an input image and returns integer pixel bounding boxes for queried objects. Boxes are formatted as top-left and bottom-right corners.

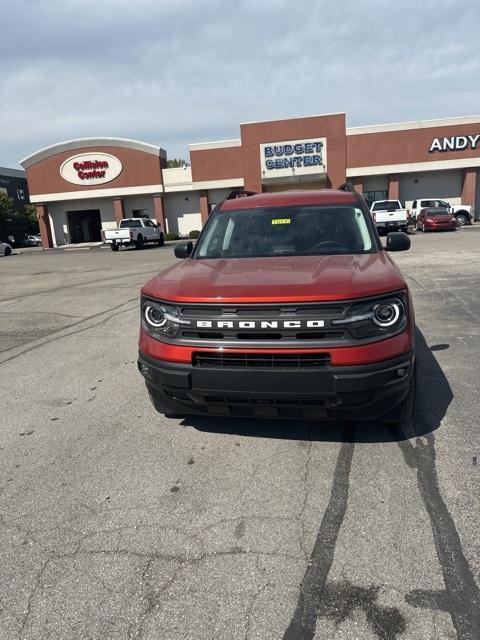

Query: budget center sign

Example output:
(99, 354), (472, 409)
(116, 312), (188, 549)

(260, 137), (327, 180)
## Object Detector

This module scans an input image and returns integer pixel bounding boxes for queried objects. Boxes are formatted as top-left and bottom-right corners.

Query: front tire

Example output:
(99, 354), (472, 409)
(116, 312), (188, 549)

(158, 233), (164, 247)
(4, 246), (12, 256)
(455, 213), (468, 226)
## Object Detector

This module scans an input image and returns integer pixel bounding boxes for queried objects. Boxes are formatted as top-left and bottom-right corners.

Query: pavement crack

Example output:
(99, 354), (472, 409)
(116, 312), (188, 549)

(298, 436), (314, 562)
(18, 554), (55, 639)
(396, 432), (480, 640)
(244, 581), (271, 640)
(0, 298), (138, 365)
(282, 422), (355, 640)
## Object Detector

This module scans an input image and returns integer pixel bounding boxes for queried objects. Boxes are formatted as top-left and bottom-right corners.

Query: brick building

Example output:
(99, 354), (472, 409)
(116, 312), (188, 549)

(20, 113), (480, 247)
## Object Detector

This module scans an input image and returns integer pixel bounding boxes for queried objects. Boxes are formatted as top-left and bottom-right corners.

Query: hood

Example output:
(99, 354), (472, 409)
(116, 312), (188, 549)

(142, 253), (406, 303)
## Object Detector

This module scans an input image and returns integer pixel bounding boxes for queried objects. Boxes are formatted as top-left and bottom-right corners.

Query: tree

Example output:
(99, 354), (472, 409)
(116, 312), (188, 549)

(166, 158), (190, 168)
(0, 194), (39, 240)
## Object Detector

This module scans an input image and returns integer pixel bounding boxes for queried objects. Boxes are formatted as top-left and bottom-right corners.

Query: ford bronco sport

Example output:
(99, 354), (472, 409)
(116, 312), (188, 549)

(138, 187), (415, 424)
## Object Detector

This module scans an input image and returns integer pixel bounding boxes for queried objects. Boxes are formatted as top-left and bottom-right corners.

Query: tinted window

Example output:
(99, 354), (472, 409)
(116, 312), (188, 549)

(119, 219), (142, 228)
(372, 201), (400, 211)
(195, 205), (375, 259)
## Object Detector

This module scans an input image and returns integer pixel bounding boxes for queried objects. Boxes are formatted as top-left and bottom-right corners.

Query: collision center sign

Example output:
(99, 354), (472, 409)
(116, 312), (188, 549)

(60, 152), (123, 185)
(260, 137), (327, 180)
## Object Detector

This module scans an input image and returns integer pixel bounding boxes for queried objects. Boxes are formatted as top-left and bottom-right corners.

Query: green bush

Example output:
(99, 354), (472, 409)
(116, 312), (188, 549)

(188, 229), (200, 239)
(164, 232), (180, 241)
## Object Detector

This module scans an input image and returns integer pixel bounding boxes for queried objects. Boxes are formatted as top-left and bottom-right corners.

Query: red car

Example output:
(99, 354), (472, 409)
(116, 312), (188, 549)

(416, 207), (457, 232)
(138, 188), (415, 425)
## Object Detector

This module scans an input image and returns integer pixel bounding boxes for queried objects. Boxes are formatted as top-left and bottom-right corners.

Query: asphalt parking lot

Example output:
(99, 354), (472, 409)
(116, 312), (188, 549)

(1, 228), (479, 640)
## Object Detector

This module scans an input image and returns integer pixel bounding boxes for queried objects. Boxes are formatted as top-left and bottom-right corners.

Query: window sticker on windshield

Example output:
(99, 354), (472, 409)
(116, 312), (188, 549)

(271, 218), (291, 225)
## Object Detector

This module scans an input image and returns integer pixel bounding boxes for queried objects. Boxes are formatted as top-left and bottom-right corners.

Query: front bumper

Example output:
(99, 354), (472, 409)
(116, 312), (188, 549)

(425, 223), (456, 230)
(376, 221), (408, 230)
(138, 350), (414, 420)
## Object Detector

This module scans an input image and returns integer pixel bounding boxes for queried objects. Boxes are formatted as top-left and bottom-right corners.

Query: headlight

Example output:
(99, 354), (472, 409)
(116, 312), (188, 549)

(142, 300), (189, 338)
(372, 301), (402, 327)
(332, 295), (406, 338)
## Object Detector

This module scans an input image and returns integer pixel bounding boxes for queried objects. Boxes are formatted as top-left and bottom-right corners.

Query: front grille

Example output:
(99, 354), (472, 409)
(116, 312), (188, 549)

(176, 302), (348, 345)
(192, 352), (331, 369)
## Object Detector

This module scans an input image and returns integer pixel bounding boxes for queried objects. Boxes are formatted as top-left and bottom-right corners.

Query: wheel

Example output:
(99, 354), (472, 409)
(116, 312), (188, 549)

(455, 213), (468, 226)
(421, 222), (426, 232)
(158, 233), (164, 247)
(384, 364), (416, 428)
(110, 243), (119, 252)
(135, 235), (144, 249)
(4, 246), (12, 256)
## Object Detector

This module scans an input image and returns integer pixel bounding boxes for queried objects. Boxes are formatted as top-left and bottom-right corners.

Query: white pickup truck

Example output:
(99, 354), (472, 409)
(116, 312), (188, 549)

(103, 218), (164, 251)
(369, 200), (409, 234)
(410, 198), (473, 226)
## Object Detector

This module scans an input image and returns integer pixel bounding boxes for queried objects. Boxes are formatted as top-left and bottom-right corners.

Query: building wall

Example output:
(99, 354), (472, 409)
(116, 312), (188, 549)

(123, 194), (155, 218)
(475, 170), (480, 220)
(399, 169), (462, 208)
(0, 171), (29, 210)
(26, 146), (165, 196)
(240, 113), (347, 192)
(164, 192), (201, 235)
(190, 145), (243, 182)
(48, 197), (115, 246)
(347, 121), (480, 169)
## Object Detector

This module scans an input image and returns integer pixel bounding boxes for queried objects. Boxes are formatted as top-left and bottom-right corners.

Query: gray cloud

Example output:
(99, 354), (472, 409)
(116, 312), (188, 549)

(1, 0), (479, 167)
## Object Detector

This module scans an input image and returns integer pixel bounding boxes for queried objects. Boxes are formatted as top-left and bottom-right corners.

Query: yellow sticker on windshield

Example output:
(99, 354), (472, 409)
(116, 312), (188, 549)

(271, 218), (291, 225)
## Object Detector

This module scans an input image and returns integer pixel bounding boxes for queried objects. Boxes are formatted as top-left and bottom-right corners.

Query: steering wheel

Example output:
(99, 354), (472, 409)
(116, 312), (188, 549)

(310, 240), (346, 251)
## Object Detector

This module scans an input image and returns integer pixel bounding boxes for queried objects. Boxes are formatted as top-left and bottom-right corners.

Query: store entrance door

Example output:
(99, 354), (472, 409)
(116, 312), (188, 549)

(66, 210), (102, 243)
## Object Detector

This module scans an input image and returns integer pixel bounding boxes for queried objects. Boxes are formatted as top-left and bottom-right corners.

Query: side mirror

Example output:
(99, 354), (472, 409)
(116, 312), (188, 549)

(386, 232), (410, 252)
(174, 240), (193, 259)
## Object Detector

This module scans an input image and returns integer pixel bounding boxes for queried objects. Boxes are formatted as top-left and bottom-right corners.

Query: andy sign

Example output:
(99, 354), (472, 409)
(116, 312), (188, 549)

(429, 134), (480, 153)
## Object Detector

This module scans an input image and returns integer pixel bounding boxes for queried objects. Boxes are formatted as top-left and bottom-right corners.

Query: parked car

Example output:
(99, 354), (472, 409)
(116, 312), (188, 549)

(20, 234), (42, 247)
(370, 200), (409, 234)
(138, 187), (414, 426)
(410, 199), (472, 226)
(102, 218), (164, 251)
(415, 207), (457, 232)
(0, 241), (12, 256)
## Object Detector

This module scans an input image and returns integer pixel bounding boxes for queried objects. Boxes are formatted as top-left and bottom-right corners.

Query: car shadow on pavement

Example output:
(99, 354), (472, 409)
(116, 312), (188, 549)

(181, 327), (453, 443)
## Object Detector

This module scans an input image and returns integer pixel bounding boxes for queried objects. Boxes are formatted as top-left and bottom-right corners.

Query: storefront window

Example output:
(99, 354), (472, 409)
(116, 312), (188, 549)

(363, 190), (388, 207)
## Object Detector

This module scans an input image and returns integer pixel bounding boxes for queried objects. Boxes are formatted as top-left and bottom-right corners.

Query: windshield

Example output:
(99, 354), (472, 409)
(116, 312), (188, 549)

(372, 201), (400, 211)
(195, 205), (375, 259)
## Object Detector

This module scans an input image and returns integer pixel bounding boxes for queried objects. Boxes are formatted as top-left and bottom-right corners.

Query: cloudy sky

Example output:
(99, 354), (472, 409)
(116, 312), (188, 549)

(1, 0), (479, 168)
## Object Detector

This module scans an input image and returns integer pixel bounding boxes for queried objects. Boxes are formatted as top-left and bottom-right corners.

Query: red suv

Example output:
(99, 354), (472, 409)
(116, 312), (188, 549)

(138, 188), (415, 424)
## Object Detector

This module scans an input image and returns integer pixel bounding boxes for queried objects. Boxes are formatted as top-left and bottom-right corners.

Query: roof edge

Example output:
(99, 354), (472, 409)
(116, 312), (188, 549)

(347, 114), (480, 135)
(20, 137), (167, 169)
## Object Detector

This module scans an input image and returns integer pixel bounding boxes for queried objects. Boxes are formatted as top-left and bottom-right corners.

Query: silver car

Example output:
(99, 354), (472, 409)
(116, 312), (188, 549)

(0, 241), (13, 256)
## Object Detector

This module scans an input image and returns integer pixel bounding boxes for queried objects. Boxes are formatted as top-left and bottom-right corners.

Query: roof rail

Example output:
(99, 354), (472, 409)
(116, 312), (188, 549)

(224, 188), (257, 200)
(337, 182), (356, 193)
(208, 188), (257, 217)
